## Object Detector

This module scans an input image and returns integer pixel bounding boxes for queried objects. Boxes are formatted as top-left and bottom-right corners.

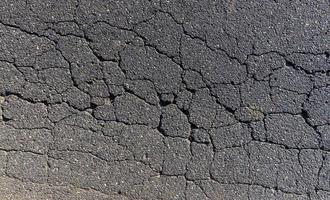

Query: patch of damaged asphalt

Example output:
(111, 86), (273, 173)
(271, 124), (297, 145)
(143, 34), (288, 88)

(0, 0), (329, 199)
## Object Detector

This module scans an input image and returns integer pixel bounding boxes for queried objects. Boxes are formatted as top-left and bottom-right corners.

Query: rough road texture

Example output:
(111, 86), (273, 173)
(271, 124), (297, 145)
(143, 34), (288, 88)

(0, 0), (329, 199)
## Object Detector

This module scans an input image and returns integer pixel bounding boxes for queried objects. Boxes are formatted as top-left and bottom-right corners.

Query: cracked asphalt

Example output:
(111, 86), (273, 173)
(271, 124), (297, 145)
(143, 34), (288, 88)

(0, 0), (329, 199)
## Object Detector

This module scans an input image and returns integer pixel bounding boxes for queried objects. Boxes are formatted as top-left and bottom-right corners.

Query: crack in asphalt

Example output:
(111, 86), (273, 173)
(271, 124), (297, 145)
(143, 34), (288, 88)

(0, 0), (329, 199)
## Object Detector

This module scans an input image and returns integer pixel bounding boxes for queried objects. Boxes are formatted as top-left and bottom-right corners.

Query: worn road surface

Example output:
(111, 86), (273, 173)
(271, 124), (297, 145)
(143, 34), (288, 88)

(0, 0), (329, 199)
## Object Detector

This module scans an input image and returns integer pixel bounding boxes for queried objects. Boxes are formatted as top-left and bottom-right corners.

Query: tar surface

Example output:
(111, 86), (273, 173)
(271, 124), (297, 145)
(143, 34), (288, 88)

(0, 0), (329, 200)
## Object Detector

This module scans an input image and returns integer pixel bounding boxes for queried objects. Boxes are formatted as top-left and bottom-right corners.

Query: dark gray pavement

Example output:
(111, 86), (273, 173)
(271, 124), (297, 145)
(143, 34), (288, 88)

(0, 0), (329, 199)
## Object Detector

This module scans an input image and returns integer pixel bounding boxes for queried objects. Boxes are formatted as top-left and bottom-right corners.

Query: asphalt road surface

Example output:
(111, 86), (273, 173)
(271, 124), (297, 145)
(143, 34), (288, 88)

(0, 0), (329, 199)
